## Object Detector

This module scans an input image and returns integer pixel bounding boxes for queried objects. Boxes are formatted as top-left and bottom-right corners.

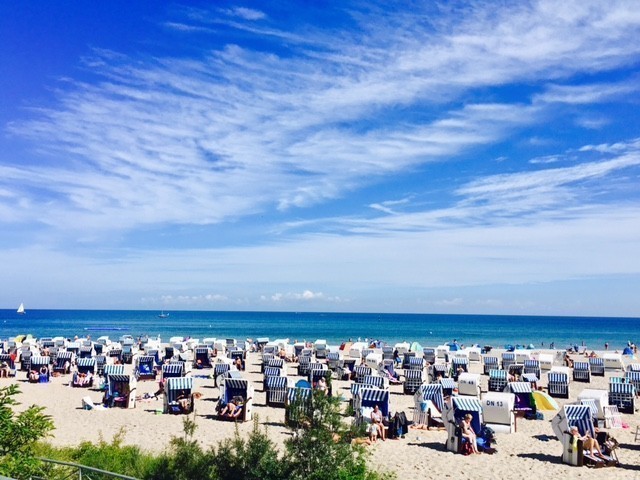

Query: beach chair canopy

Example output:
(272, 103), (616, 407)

(552, 404), (594, 440)
(416, 384), (445, 413)
(266, 376), (288, 389)
(357, 388), (390, 417)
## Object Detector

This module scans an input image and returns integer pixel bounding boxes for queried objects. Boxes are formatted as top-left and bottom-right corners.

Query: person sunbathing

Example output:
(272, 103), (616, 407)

(571, 426), (606, 458)
(220, 399), (243, 419)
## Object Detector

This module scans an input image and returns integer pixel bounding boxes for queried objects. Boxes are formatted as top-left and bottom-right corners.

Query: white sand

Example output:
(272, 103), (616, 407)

(8, 351), (640, 479)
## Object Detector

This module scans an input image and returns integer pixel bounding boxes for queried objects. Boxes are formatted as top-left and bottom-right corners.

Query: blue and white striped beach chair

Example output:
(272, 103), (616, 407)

(407, 356), (424, 371)
(106, 374), (137, 409)
(507, 381), (536, 415)
(350, 383), (368, 409)
(430, 363), (448, 381)
(285, 387), (313, 427)
(451, 357), (469, 380)
(164, 377), (194, 414)
(265, 376), (288, 407)
(353, 365), (372, 384)
(297, 356), (312, 376)
(162, 362), (184, 380)
(440, 377), (457, 397)
(524, 359), (541, 379)
(382, 346), (394, 360)
(135, 355), (156, 381)
(579, 398), (600, 428)
(402, 352), (416, 369)
(423, 348), (436, 364)
(108, 348), (123, 363)
(261, 353), (274, 373)
(267, 358), (285, 370)
(53, 351), (73, 374)
(308, 368), (330, 393)
(29, 356), (50, 383)
(213, 363), (231, 387)
(219, 378), (253, 422)
(403, 369), (424, 395)
(548, 371), (570, 399)
(354, 388), (390, 427)
(78, 346), (93, 359)
(326, 352), (340, 371)
(573, 361), (591, 383)
(76, 357), (96, 375)
(103, 364), (125, 379)
(589, 357), (605, 376)
(94, 355), (106, 376)
(263, 365), (282, 389)
(362, 374), (385, 390)
(445, 396), (493, 454)
(488, 369), (507, 392)
(502, 352), (516, 370)
(625, 371), (640, 393)
(521, 372), (539, 390)
(609, 382), (635, 414)
(483, 356), (499, 375)
(193, 347), (212, 369)
(413, 384), (445, 427)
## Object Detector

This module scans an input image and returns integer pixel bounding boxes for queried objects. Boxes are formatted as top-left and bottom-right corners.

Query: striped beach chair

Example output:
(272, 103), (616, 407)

(350, 383), (368, 409)
(95, 355), (106, 376)
(78, 346), (93, 359)
(548, 371), (570, 399)
(219, 378), (254, 422)
(403, 369), (424, 395)
(451, 357), (469, 380)
(521, 372), (539, 390)
(108, 348), (123, 363)
(502, 352), (516, 370)
(263, 365), (282, 390)
(609, 382), (635, 414)
(285, 387), (313, 427)
(326, 352), (341, 371)
(488, 369), (507, 392)
(353, 365), (372, 384)
(267, 358), (285, 370)
(135, 355), (157, 381)
(162, 362), (184, 380)
(103, 364), (125, 379)
(413, 384), (445, 427)
(382, 346), (394, 361)
(53, 351), (73, 374)
(573, 361), (591, 382)
(407, 356), (425, 371)
(106, 374), (137, 409)
(625, 371), (640, 393)
(193, 347), (212, 368)
(508, 363), (524, 379)
(483, 356), (499, 375)
(261, 353), (274, 373)
(76, 357), (96, 375)
(430, 363), (449, 381)
(265, 376), (288, 407)
(308, 368), (330, 391)
(213, 363), (231, 387)
(439, 377), (457, 397)
(507, 381), (536, 415)
(423, 348), (436, 364)
(589, 357), (605, 376)
(297, 356), (312, 376)
(524, 359), (541, 379)
(402, 352), (416, 369)
(29, 356), (51, 383)
(354, 388), (390, 427)
(627, 363), (640, 372)
(445, 396), (492, 454)
(164, 377), (194, 414)
(362, 374), (386, 390)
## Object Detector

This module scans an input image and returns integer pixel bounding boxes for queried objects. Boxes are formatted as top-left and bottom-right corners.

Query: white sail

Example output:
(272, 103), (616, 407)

(17, 303), (25, 314)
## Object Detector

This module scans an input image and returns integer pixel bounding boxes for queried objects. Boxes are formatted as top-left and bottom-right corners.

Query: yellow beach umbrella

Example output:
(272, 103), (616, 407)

(532, 390), (559, 411)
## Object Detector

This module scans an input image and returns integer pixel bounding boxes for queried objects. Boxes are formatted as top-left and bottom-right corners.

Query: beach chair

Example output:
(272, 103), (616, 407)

(608, 382), (635, 414)
(95, 355), (106, 376)
(162, 362), (184, 380)
(502, 352), (516, 370)
(267, 357), (285, 370)
(451, 357), (469, 380)
(413, 384), (445, 427)
(106, 374), (137, 409)
(0, 354), (17, 377)
(440, 377), (457, 397)
(588, 357), (605, 376)
(297, 355), (312, 376)
(314, 340), (327, 359)
(218, 378), (254, 422)
(75, 357), (95, 383)
(354, 388), (390, 427)
(263, 366), (282, 391)
(403, 369), (424, 395)
(524, 359), (541, 379)
(108, 348), (123, 364)
(483, 356), (499, 375)
(382, 346), (394, 361)
(265, 376), (288, 407)
(193, 347), (212, 369)
(548, 371), (570, 399)
(53, 351), (73, 374)
(457, 373), (481, 398)
(164, 377), (194, 414)
(285, 387), (313, 428)
(260, 353), (274, 373)
(507, 382), (536, 416)
(135, 355), (157, 381)
(508, 363), (524, 380)
(337, 358), (356, 381)
(551, 404), (618, 467)
(573, 361), (591, 382)
(28, 356), (51, 383)
(213, 362), (231, 387)
(19, 350), (32, 372)
(406, 356), (424, 371)
(326, 352), (341, 371)
(521, 373), (539, 390)
(402, 352), (416, 369)
(430, 363), (449, 382)
(423, 348), (436, 365)
(624, 370), (640, 392)
(488, 369), (508, 392)
(93, 343), (103, 355)
(444, 396), (493, 454)
(103, 364), (125, 378)
(353, 365), (372, 384)
(362, 374), (386, 390)
(482, 392), (516, 433)
(78, 346), (93, 359)
(309, 368), (331, 395)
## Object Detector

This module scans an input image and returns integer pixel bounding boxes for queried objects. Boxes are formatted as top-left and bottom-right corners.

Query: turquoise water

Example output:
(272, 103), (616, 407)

(1, 309), (639, 350)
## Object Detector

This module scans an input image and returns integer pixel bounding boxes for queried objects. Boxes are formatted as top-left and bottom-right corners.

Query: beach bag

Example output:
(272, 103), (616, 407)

(462, 440), (474, 456)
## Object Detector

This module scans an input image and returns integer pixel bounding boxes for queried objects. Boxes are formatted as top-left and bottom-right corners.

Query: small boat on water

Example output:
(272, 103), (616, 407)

(158, 310), (170, 318)
(17, 303), (25, 315)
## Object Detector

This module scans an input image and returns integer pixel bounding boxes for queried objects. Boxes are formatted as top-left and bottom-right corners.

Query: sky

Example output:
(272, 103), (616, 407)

(1, 0), (640, 316)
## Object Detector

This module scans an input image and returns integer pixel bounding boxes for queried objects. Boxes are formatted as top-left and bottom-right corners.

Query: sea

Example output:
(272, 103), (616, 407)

(1, 310), (639, 351)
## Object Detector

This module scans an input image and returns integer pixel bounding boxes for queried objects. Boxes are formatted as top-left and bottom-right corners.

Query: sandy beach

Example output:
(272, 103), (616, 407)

(8, 350), (640, 479)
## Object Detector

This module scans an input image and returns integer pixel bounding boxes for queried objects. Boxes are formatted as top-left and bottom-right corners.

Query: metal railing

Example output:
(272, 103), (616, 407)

(31, 458), (139, 480)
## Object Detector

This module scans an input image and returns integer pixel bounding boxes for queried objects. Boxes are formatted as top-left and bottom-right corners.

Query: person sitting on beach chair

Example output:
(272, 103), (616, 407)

(28, 369), (40, 383)
(460, 414), (480, 454)
(570, 426), (605, 459)
(220, 398), (243, 419)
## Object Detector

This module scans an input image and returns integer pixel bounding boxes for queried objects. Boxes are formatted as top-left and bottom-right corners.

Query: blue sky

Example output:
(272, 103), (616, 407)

(1, 1), (640, 316)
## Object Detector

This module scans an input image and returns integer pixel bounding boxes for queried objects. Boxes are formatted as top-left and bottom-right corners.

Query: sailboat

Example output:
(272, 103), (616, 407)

(17, 303), (25, 315)
(158, 310), (169, 318)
